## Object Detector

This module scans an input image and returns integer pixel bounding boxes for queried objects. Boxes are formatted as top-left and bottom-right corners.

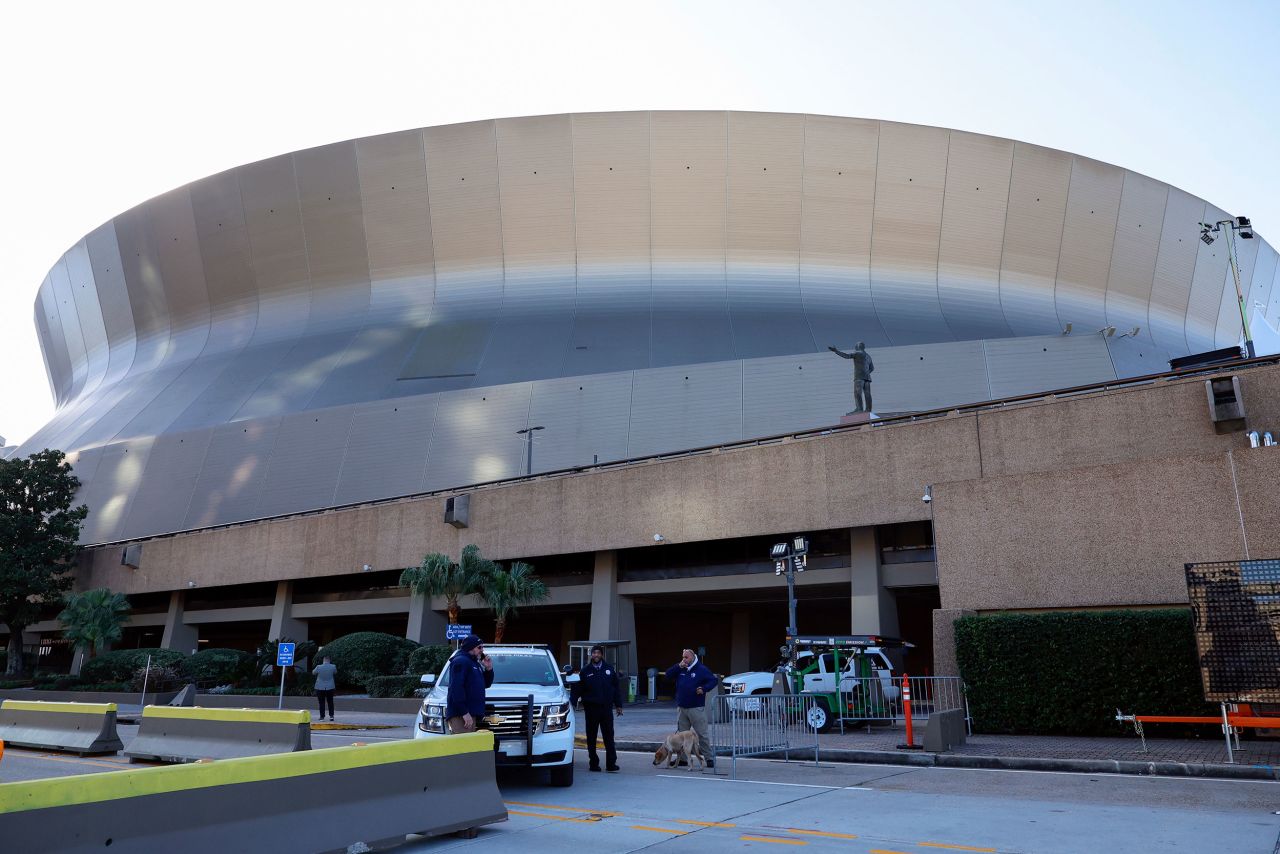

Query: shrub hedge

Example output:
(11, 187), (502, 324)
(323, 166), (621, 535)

(186, 648), (256, 685)
(365, 675), (424, 698)
(317, 633), (420, 689)
(955, 609), (1211, 736)
(80, 648), (188, 684)
(407, 644), (452, 677)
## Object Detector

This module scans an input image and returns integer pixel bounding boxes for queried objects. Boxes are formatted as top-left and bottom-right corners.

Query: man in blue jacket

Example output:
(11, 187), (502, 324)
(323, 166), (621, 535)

(445, 634), (494, 733)
(571, 644), (624, 772)
(664, 648), (718, 767)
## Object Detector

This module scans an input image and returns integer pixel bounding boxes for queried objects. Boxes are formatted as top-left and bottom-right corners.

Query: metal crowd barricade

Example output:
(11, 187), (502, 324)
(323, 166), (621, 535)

(834, 676), (970, 733)
(712, 694), (820, 780)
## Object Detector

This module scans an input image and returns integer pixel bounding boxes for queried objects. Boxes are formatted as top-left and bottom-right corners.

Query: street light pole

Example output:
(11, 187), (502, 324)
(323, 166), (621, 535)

(772, 536), (809, 662)
(1200, 217), (1256, 358)
(516, 425), (544, 476)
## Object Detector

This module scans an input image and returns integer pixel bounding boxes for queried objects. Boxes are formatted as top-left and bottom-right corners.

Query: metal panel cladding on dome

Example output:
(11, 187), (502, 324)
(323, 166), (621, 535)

(15, 111), (1279, 546)
(1184, 559), (1280, 703)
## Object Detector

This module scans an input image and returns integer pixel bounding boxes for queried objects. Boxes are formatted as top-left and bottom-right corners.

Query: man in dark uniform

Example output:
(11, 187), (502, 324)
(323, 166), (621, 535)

(571, 644), (624, 772)
(445, 634), (494, 733)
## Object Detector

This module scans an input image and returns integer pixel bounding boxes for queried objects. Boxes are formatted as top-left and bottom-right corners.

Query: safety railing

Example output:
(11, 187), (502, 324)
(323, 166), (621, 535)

(832, 676), (970, 733)
(710, 694), (820, 779)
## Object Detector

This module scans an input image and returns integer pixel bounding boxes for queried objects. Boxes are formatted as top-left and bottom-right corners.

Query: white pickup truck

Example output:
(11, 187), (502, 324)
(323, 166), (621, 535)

(723, 648), (899, 699)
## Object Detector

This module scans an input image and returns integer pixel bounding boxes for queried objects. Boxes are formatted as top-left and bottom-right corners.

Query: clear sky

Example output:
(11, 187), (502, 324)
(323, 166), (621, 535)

(2, 0), (1277, 447)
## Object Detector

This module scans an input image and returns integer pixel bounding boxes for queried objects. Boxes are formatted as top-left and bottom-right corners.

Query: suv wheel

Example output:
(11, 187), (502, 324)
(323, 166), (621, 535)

(805, 701), (833, 733)
(548, 763), (574, 787)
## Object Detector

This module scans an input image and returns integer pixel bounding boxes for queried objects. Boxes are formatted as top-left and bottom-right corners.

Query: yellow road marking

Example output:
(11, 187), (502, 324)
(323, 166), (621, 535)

(675, 819), (736, 827)
(507, 809), (601, 824)
(786, 828), (860, 840)
(741, 835), (808, 846)
(869, 849), (911, 854)
(630, 825), (688, 834)
(919, 844), (997, 852)
(25, 753), (130, 771)
(504, 800), (623, 817)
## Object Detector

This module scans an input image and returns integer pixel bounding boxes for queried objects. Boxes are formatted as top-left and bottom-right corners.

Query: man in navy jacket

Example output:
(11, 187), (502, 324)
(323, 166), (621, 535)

(571, 644), (625, 772)
(445, 634), (494, 733)
(664, 648), (718, 767)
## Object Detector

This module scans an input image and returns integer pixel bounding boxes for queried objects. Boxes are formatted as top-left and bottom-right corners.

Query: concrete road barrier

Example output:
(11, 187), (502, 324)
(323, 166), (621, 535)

(0, 701), (123, 755)
(923, 708), (968, 753)
(0, 731), (506, 853)
(125, 706), (311, 763)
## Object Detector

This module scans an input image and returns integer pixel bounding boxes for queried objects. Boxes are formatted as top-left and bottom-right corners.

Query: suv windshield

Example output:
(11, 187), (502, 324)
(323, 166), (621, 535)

(436, 652), (560, 687)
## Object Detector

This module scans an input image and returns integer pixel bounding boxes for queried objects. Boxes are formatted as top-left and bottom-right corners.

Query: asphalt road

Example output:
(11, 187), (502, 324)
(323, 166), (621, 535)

(3, 723), (1278, 852)
(403, 757), (1280, 854)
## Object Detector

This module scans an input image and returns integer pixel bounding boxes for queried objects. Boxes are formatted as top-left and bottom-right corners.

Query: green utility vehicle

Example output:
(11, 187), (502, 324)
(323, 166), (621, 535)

(785, 634), (914, 732)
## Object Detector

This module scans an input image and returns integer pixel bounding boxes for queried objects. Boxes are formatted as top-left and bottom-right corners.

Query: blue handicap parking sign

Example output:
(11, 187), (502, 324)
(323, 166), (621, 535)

(277, 642), (296, 666)
(446, 624), (472, 641)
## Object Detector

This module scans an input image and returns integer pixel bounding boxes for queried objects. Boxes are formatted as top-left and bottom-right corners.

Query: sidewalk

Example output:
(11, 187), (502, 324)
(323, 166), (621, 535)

(596, 701), (1280, 781)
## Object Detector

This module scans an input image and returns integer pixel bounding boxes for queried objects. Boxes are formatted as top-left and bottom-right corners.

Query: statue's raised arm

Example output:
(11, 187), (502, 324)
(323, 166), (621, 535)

(828, 345), (853, 359)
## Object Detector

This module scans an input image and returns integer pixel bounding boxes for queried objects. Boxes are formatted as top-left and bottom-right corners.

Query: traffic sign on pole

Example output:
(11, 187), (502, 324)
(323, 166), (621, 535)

(445, 624), (472, 641)
(276, 643), (295, 710)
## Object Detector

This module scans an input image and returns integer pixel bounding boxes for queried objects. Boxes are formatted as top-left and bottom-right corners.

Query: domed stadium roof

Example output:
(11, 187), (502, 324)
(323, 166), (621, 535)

(18, 111), (1277, 544)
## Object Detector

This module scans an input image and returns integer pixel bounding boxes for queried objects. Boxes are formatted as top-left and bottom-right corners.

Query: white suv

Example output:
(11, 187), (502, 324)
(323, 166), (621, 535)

(415, 644), (577, 786)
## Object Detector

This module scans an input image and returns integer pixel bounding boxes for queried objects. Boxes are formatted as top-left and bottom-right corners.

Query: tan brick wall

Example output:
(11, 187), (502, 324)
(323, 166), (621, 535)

(83, 363), (1280, 614)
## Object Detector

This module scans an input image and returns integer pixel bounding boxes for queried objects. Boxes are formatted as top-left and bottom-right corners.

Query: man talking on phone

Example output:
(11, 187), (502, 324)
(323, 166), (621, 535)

(445, 634), (494, 733)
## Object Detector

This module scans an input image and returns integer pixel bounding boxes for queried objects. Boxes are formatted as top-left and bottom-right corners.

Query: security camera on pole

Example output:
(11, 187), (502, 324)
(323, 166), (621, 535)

(771, 536), (809, 663)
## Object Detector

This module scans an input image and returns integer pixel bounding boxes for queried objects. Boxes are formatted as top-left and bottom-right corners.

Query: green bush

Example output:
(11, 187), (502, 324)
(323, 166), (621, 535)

(407, 645), (452, 677)
(131, 664), (183, 692)
(955, 609), (1212, 736)
(80, 648), (187, 684)
(318, 633), (419, 689)
(185, 648), (256, 685)
(0, 679), (33, 690)
(365, 675), (423, 698)
(218, 674), (316, 697)
(74, 682), (131, 693)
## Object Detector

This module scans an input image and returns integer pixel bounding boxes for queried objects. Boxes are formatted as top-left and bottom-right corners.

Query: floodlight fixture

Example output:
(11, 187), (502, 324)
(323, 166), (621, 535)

(792, 536), (809, 556)
(1061, 322), (1073, 335)
(770, 542), (790, 559)
(1098, 326), (1117, 338)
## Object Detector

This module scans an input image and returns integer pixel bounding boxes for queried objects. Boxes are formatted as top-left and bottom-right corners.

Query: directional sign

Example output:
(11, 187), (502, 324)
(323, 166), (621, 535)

(276, 642), (296, 667)
(446, 624), (473, 641)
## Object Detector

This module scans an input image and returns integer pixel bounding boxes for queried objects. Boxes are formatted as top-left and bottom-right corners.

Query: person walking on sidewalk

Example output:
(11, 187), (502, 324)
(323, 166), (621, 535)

(313, 656), (337, 722)
(445, 634), (494, 733)
(665, 648), (718, 768)
(571, 644), (624, 772)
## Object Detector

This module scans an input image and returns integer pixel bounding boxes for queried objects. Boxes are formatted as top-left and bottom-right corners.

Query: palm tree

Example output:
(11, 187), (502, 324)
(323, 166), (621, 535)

(399, 545), (492, 625)
(58, 588), (130, 660)
(479, 561), (548, 643)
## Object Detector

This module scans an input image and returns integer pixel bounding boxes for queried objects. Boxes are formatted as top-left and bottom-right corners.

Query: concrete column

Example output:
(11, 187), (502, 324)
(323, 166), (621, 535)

(406, 593), (447, 646)
(268, 582), (309, 667)
(849, 527), (899, 636)
(931, 608), (976, 677)
(730, 610), (750, 674)
(161, 591), (199, 654)
(589, 550), (638, 675)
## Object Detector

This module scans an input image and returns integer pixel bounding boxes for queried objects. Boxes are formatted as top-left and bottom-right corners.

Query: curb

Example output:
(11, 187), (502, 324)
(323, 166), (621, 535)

(586, 739), (1279, 782)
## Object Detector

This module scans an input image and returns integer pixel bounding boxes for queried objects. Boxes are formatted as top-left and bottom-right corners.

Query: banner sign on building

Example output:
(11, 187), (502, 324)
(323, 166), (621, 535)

(1184, 559), (1280, 703)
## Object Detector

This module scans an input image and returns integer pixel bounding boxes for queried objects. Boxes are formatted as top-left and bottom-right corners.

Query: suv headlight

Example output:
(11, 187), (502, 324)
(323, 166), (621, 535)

(542, 702), (572, 732)
(419, 703), (445, 734)
(729, 682), (745, 693)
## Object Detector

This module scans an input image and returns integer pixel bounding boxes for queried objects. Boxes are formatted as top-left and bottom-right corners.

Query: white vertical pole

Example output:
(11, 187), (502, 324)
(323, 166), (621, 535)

(139, 654), (152, 709)
(278, 664), (287, 710)
(1221, 702), (1235, 764)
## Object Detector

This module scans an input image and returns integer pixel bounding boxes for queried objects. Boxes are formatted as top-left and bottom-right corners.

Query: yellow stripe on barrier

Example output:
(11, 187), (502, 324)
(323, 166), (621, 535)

(0, 700), (118, 715)
(0, 731), (494, 814)
(141, 705), (310, 724)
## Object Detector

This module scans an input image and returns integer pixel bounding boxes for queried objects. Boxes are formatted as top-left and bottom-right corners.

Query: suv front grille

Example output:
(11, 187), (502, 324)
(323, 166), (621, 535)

(478, 701), (534, 738)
